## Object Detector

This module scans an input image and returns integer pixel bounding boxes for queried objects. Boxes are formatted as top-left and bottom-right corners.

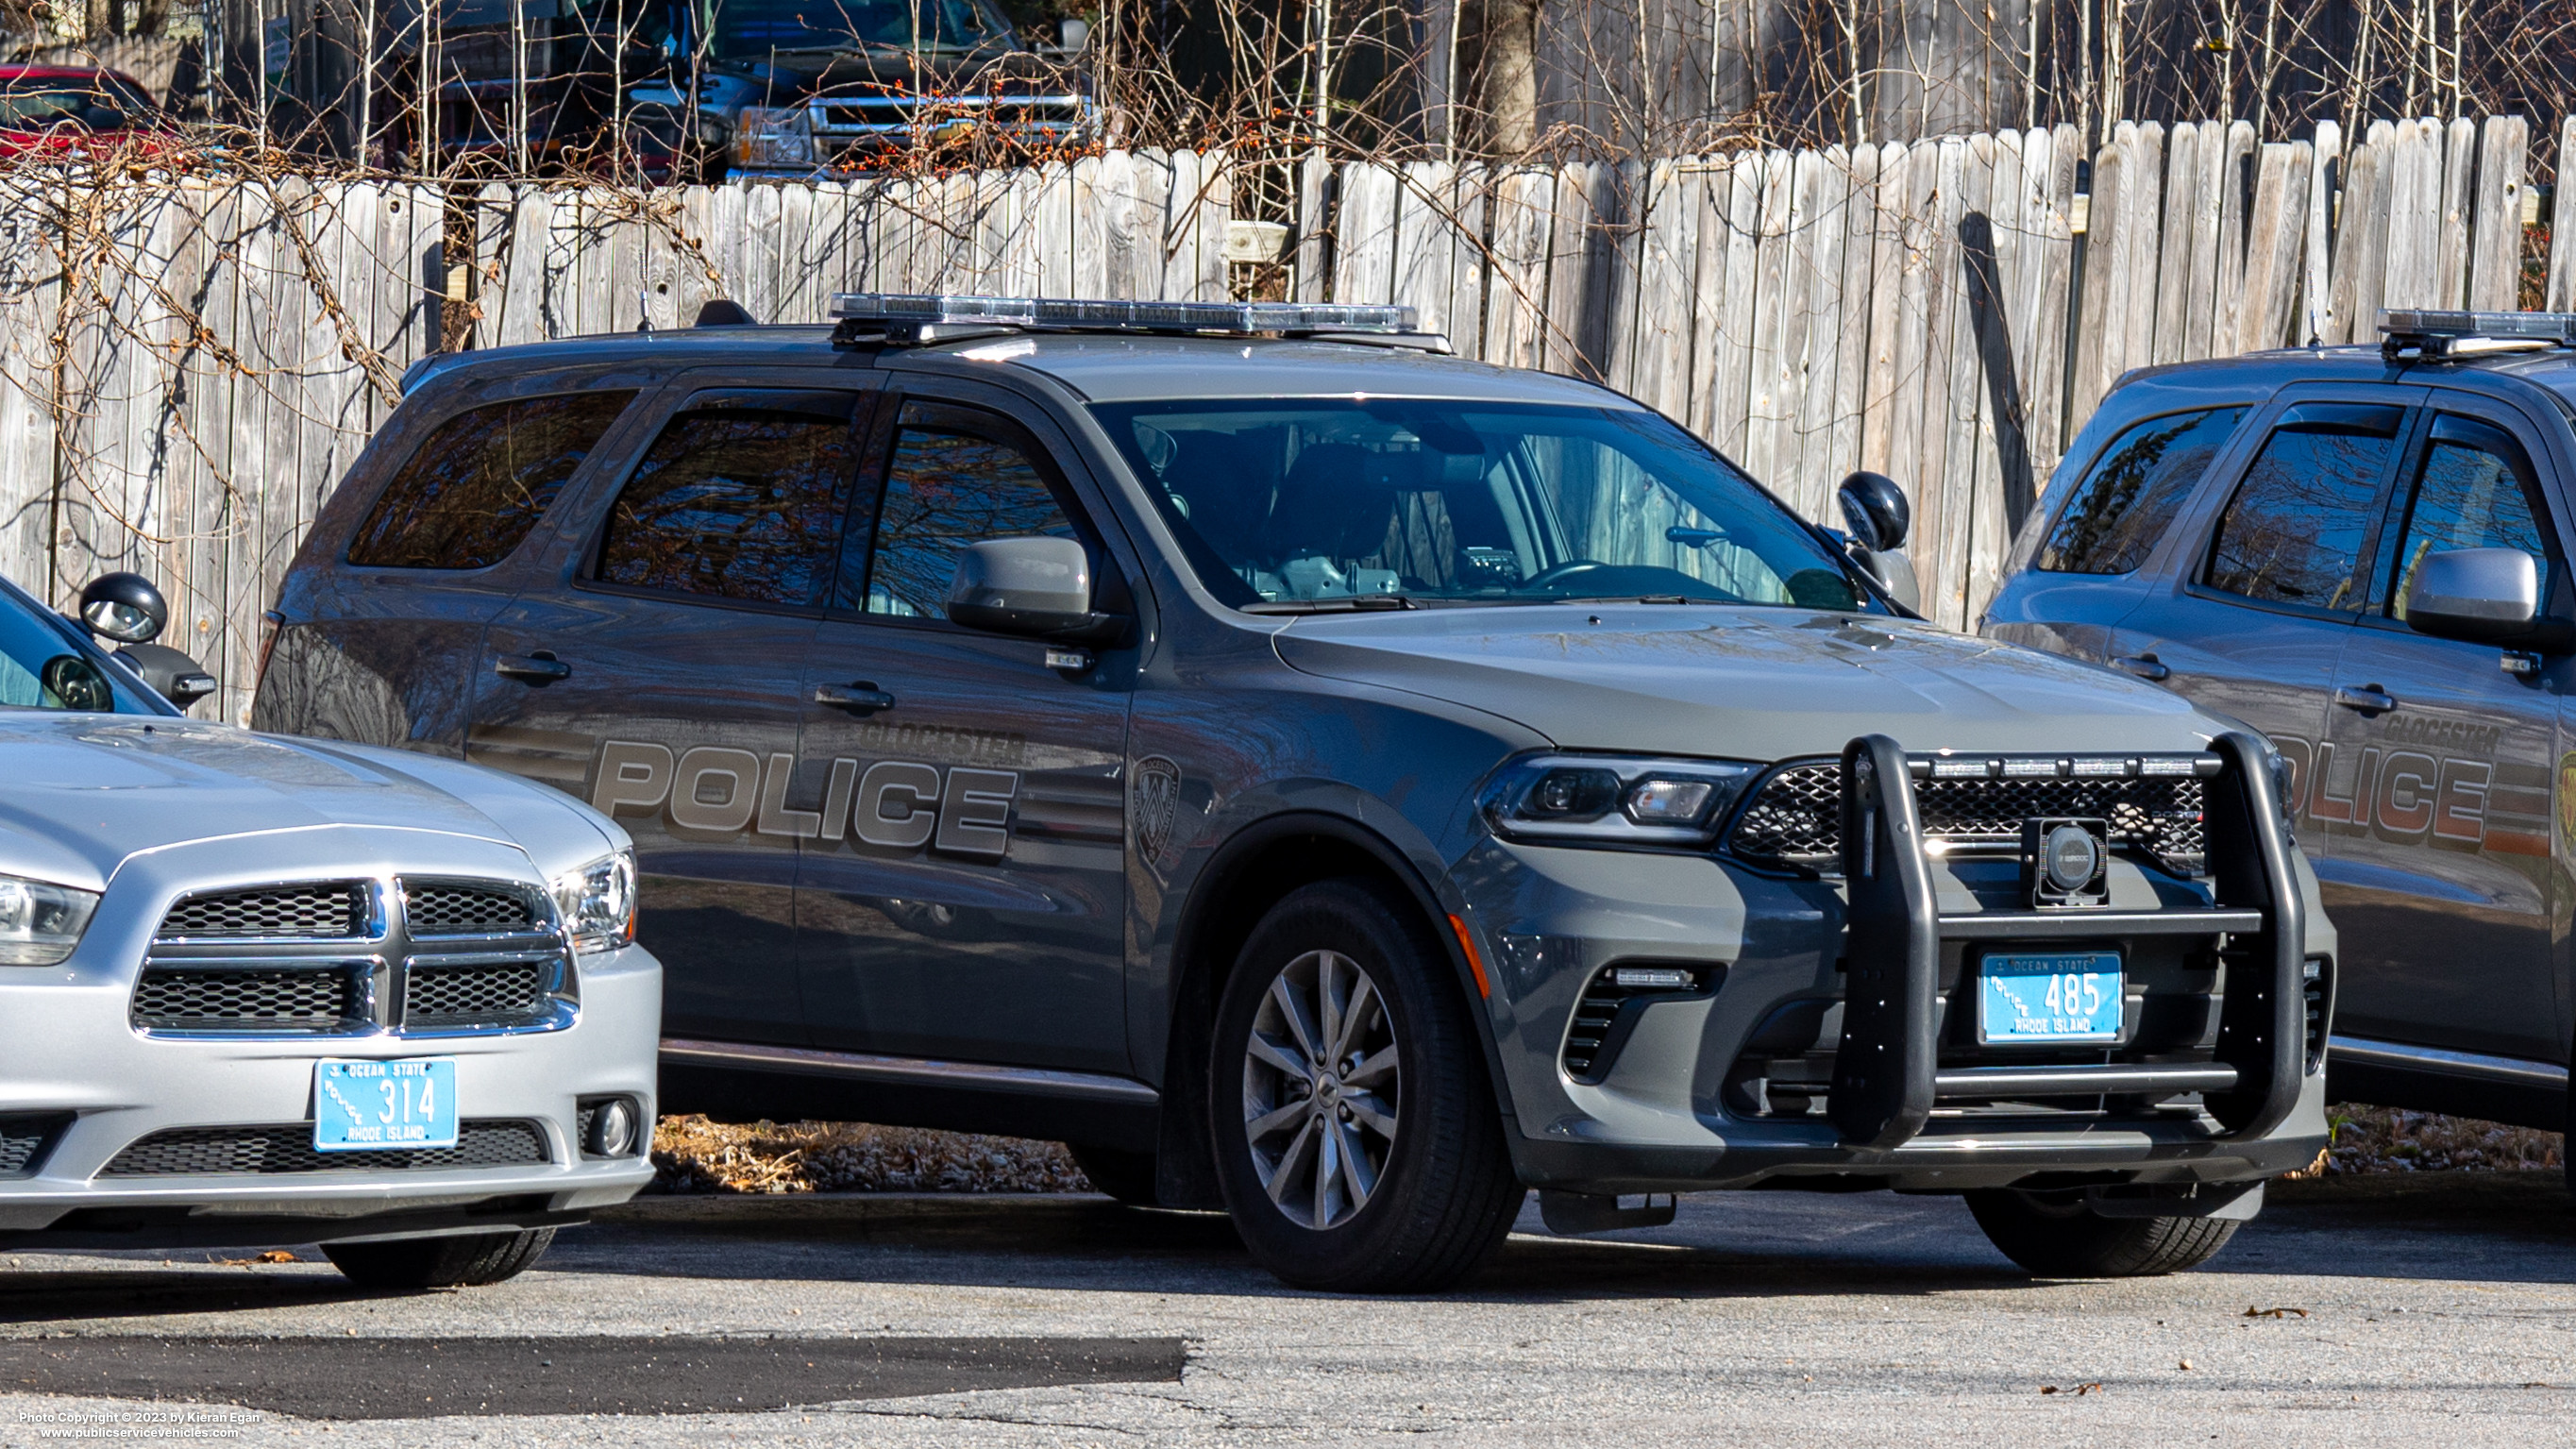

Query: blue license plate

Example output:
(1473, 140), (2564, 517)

(313, 1058), (458, 1152)
(1978, 952), (2123, 1043)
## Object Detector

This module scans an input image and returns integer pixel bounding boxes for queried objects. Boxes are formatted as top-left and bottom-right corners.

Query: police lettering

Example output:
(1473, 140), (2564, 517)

(588, 740), (1020, 859)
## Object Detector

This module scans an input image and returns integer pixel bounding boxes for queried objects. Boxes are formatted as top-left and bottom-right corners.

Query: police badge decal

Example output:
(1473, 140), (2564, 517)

(1133, 755), (1184, 867)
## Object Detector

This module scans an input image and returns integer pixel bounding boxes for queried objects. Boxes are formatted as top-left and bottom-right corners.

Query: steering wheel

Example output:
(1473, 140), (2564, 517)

(1523, 560), (1608, 591)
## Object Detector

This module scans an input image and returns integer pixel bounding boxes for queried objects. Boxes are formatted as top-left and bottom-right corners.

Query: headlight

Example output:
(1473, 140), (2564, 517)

(550, 851), (636, 957)
(1479, 754), (1759, 848)
(734, 106), (813, 168)
(0, 874), (98, 965)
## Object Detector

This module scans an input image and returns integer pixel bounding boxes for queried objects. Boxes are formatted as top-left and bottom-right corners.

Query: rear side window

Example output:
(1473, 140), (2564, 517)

(2204, 402), (2407, 612)
(2036, 408), (2245, 574)
(596, 394), (863, 606)
(347, 392), (637, 569)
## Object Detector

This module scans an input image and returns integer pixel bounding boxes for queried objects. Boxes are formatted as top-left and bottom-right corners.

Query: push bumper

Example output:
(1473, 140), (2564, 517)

(1461, 731), (2332, 1196)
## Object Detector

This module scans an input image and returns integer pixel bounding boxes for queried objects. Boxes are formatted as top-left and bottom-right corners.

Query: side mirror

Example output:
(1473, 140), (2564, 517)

(1836, 471), (1911, 552)
(2404, 548), (2550, 644)
(78, 572), (167, 644)
(1057, 16), (1090, 48)
(117, 642), (217, 711)
(946, 536), (1125, 642)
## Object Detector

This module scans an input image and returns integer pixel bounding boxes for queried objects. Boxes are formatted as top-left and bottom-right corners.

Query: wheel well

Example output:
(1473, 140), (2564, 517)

(1151, 817), (1473, 1211)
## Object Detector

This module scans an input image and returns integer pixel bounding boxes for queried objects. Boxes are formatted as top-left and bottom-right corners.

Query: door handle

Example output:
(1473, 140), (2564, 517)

(2111, 653), (2171, 682)
(814, 682), (897, 714)
(494, 652), (571, 683)
(2333, 683), (2399, 714)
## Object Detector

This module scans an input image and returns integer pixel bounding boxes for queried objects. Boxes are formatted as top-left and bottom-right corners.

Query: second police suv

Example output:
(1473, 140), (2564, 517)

(1987, 308), (2576, 1164)
(257, 292), (2334, 1291)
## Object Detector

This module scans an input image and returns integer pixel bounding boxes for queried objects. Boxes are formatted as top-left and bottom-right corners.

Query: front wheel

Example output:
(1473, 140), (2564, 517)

(1966, 1189), (2242, 1277)
(1211, 879), (1523, 1293)
(323, 1228), (556, 1290)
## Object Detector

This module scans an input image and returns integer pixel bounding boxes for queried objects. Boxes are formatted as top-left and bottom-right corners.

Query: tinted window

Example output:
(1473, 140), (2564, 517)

(348, 392), (637, 569)
(2384, 415), (2555, 621)
(2205, 403), (2406, 611)
(597, 399), (861, 605)
(2037, 408), (2245, 574)
(1092, 398), (1872, 612)
(857, 403), (1075, 620)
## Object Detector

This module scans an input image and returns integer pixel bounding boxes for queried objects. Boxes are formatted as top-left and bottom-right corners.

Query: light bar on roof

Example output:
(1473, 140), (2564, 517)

(2379, 309), (2576, 343)
(829, 292), (1420, 334)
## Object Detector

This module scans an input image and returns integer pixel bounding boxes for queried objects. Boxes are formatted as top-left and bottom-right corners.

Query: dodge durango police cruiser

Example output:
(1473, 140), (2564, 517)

(1987, 308), (2576, 1171)
(0, 566), (657, 1287)
(258, 293), (2335, 1291)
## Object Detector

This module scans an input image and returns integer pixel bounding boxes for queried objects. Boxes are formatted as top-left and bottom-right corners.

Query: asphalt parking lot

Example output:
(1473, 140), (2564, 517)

(0, 1172), (2570, 1447)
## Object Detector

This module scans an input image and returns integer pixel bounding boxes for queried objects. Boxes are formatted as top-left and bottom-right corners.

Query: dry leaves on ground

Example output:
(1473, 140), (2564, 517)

(2316, 1104), (2563, 1175)
(650, 1115), (1092, 1195)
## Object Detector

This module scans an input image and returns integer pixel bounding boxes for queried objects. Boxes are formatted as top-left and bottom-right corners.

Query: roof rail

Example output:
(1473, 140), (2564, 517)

(2378, 309), (2576, 362)
(826, 292), (1450, 351)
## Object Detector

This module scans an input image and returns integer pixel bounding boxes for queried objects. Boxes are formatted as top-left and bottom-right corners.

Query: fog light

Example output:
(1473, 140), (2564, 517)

(587, 1098), (638, 1158)
(1611, 965), (1695, 990)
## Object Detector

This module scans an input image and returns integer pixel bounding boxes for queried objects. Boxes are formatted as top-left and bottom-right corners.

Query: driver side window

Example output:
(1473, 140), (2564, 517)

(2380, 414), (2557, 623)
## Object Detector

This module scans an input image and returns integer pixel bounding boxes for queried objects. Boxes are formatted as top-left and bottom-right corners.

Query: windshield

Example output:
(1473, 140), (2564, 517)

(1093, 398), (1880, 613)
(0, 582), (157, 714)
(704, 0), (1010, 56)
(0, 75), (157, 130)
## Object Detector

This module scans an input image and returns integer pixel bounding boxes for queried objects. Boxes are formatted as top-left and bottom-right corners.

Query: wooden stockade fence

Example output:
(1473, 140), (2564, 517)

(1, 121), (2570, 727)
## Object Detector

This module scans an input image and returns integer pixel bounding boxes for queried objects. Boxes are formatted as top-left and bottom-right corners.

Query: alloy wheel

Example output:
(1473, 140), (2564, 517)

(1240, 948), (1401, 1230)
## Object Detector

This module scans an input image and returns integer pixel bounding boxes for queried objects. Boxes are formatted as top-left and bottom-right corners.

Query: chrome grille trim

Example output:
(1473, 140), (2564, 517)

(131, 875), (574, 1041)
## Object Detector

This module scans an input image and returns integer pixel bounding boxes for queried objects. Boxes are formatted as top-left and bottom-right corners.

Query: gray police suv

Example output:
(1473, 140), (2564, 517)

(258, 293), (2334, 1290)
(1986, 309), (2576, 1155)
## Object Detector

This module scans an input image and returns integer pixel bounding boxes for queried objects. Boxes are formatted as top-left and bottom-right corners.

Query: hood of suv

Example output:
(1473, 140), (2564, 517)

(1272, 605), (2214, 761)
(0, 716), (606, 890)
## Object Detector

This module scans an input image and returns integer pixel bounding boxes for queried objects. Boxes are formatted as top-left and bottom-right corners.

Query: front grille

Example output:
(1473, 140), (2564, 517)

(0, 1115), (67, 1176)
(405, 961), (547, 1026)
(131, 966), (362, 1031)
(404, 883), (538, 936)
(1726, 762), (2207, 873)
(159, 883), (365, 939)
(98, 1120), (549, 1176)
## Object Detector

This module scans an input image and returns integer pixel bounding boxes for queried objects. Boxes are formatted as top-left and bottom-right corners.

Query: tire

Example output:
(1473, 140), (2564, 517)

(1210, 878), (1524, 1293)
(1966, 1189), (2242, 1277)
(1069, 1143), (1160, 1206)
(323, 1228), (556, 1290)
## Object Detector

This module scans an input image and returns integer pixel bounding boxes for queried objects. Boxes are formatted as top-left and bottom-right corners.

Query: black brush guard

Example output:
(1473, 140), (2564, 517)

(1827, 732), (2305, 1151)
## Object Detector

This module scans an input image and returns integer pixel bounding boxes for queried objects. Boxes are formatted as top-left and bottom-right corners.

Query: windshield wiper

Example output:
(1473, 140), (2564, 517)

(1240, 594), (1420, 615)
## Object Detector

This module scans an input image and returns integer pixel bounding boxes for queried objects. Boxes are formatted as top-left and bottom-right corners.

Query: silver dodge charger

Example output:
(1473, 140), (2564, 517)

(0, 568), (658, 1289)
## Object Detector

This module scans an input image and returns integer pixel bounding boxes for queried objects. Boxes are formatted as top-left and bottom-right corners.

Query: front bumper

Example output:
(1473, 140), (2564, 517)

(0, 832), (661, 1249)
(1455, 732), (2333, 1195)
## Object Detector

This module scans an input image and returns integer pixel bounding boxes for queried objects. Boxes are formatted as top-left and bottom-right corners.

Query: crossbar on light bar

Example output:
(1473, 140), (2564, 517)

(830, 292), (1419, 334)
(2379, 309), (2576, 343)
